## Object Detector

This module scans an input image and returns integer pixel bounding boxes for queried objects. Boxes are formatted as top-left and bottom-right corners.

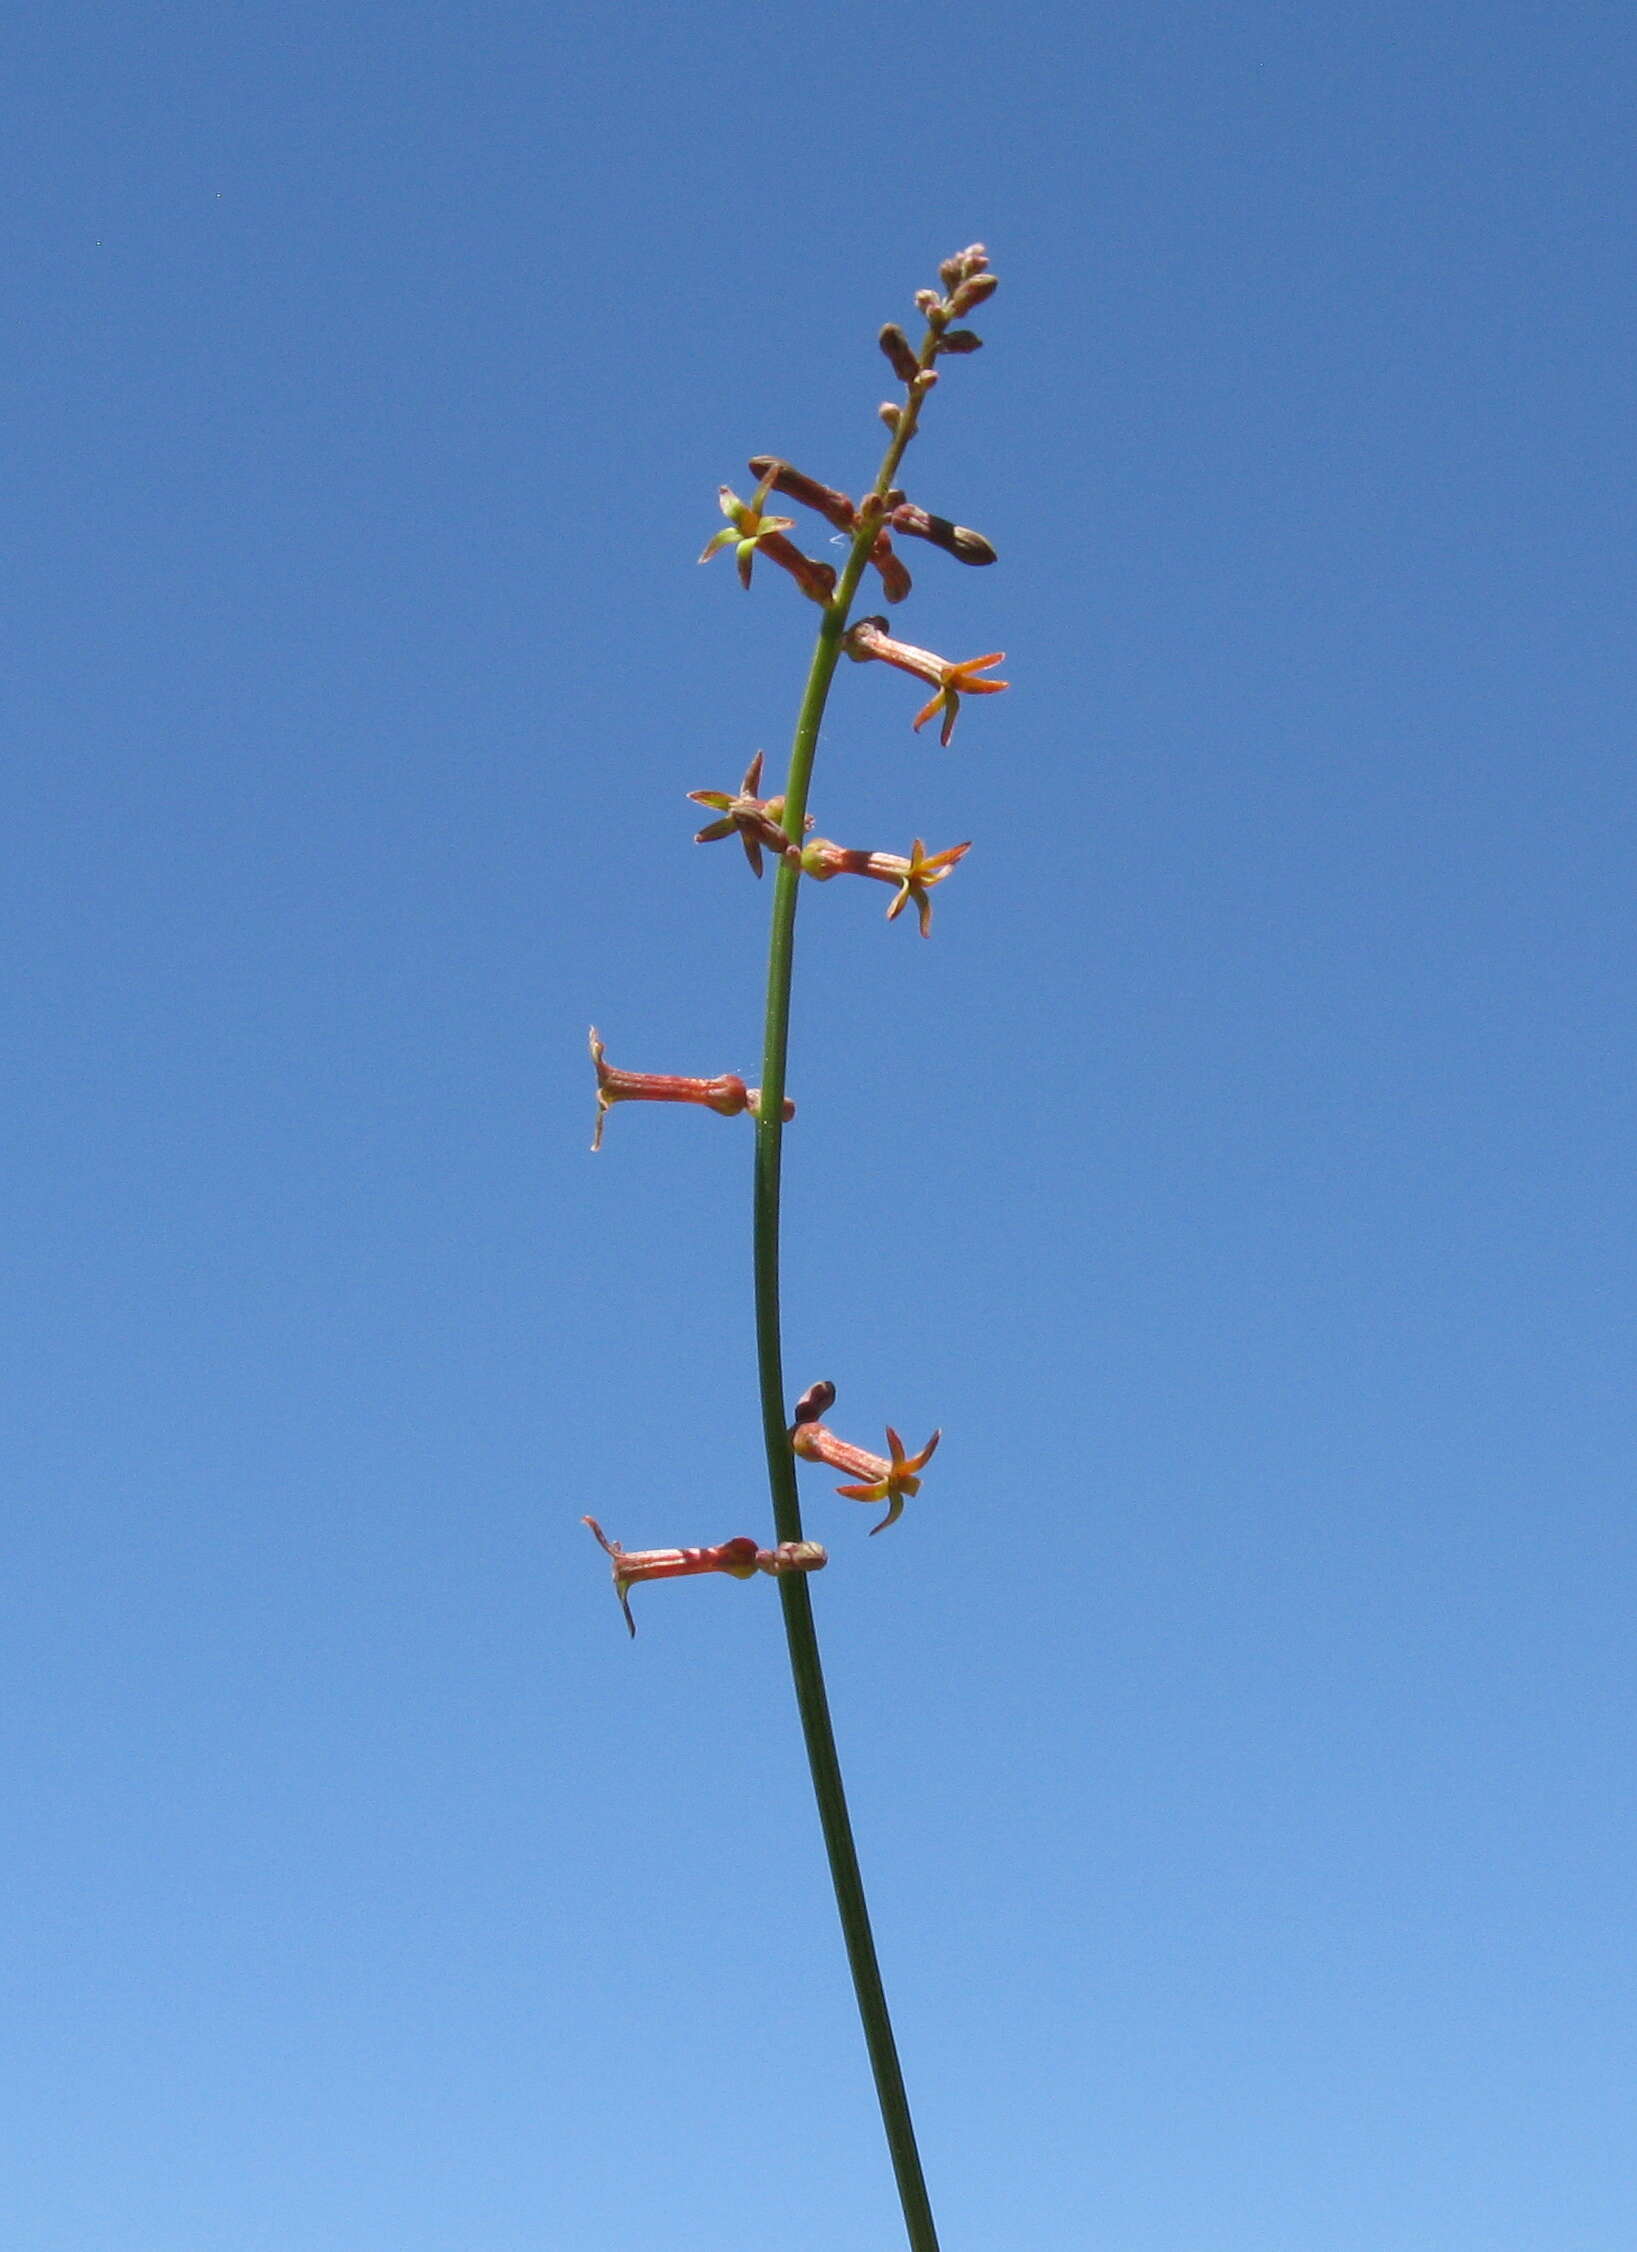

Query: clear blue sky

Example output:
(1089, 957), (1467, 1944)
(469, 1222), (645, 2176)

(6, 4), (1633, 2247)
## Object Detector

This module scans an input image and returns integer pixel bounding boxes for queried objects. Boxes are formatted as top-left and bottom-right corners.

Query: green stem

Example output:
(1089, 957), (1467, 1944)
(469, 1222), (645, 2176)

(752, 341), (943, 2252)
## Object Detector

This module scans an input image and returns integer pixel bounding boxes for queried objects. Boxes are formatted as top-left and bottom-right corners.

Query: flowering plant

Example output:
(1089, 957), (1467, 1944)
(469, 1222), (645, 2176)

(587, 245), (1005, 2252)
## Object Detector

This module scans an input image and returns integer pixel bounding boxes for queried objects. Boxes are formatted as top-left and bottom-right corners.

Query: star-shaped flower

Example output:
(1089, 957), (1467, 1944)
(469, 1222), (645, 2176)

(698, 466), (797, 590)
(910, 653), (1008, 746)
(843, 617), (1009, 745)
(687, 750), (809, 877)
(790, 1391), (942, 1534)
(797, 834), (972, 936)
(881, 838), (972, 935)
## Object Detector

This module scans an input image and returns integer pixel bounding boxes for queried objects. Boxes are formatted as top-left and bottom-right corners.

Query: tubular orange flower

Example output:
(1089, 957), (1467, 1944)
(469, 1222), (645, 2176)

(584, 1516), (827, 1636)
(843, 615), (1008, 745)
(790, 1394), (942, 1534)
(796, 834), (972, 936)
(588, 1027), (794, 1151)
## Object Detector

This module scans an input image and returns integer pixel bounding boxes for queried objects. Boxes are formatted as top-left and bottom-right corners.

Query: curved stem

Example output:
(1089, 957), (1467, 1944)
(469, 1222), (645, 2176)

(752, 338), (943, 2252)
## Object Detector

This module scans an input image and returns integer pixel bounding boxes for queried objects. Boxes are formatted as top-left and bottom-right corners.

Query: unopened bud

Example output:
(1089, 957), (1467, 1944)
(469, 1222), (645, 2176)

(756, 1540), (829, 1578)
(792, 1379), (837, 1426)
(878, 324), (920, 383)
(870, 536), (913, 604)
(878, 400), (902, 430)
(947, 524), (997, 564)
(914, 289), (942, 317)
(912, 369), (939, 394)
(937, 329), (984, 355)
(747, 457), (856, 534)
(939, 245), (989, 291)
(948, 271), (999, 316)
(888, 502), (997, 566)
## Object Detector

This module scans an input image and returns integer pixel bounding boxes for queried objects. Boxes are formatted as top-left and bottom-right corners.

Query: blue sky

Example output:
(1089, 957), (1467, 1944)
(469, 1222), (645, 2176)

(6, 3), (1634, 2247)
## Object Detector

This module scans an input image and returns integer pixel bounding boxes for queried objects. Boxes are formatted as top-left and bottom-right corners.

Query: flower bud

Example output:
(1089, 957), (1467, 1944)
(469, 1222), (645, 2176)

(887, 502), (997, 566)
(757, 1541), (828, 1578)
(747, 457), (857, 534)
(878, 400), (902, 430)
(948, 271), (999, 316)
(936, 329), (984, 355)
(870, 536), (912, 604)
(792, 1378), (837, 1426)
(878, 324), (920, 383)
(939, 244), (989, 292)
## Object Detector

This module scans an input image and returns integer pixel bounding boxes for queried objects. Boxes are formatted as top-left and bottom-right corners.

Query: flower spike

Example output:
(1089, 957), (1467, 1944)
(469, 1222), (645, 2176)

(843, 616), (1008, 746)
(789, 1386), (942, 1533)
(589, 1027), (794, 1151)
(584, 1516), (827, 1636)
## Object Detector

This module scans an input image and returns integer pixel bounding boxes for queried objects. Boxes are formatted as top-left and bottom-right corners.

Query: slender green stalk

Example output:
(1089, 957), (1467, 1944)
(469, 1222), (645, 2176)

(752, 332), (943, 2252)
